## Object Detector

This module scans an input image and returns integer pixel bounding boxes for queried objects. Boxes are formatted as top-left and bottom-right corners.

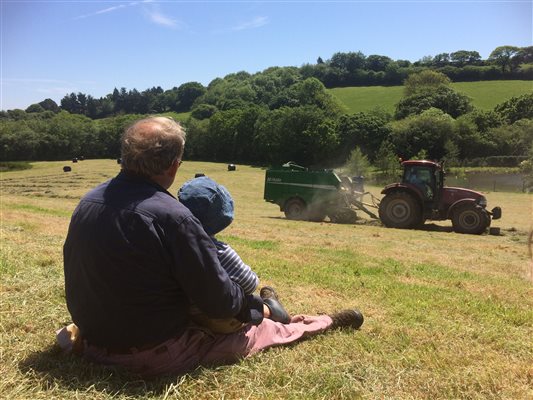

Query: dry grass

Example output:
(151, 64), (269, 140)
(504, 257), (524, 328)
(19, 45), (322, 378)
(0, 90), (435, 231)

(1, 160), (532, 399)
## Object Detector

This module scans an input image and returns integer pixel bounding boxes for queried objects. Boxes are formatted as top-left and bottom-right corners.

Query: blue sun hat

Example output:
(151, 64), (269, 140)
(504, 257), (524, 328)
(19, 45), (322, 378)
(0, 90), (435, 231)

(178, 176), (234, 236)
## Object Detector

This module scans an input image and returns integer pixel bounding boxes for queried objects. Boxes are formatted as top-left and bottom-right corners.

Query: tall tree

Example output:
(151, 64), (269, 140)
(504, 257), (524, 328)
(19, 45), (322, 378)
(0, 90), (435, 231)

(488, 45), (520, 72)
(39, 98), (60, 113)
(450, 50), (481, 66)
(176, 82), (206, 112)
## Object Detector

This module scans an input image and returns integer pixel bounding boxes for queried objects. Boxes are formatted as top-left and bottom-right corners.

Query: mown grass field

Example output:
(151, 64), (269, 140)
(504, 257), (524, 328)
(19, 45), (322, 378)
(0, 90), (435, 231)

(1, 160), (532, 399)
(329, 80), (533, 114)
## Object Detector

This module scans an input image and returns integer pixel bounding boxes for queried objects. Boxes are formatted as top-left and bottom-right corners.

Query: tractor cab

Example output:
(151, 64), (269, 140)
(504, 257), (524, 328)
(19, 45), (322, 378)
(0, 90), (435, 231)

(401, 160), (442, 202)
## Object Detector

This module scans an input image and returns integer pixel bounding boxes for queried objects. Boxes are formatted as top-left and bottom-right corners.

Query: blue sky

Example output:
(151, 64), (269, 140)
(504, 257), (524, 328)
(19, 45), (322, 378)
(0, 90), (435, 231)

(1, 0), (531, 110)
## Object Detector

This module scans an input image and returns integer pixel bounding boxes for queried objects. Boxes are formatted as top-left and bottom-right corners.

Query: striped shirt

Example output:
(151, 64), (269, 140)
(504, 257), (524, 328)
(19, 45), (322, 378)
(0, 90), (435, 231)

(212, 238), (259, 295)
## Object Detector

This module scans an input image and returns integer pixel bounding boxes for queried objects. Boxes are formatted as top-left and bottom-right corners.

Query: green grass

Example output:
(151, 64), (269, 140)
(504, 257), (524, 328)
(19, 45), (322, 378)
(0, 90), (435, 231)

(1, 160), (532, 399)
(329, 80), (533, 114)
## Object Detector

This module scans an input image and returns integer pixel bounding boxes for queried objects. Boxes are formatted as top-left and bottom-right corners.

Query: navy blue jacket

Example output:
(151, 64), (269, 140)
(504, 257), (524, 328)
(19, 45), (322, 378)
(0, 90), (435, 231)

(64, 171), (262, 349)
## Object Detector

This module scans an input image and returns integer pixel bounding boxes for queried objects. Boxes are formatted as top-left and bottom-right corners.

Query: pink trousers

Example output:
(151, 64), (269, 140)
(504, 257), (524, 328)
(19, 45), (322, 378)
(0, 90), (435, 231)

(72, 314), (333, 377)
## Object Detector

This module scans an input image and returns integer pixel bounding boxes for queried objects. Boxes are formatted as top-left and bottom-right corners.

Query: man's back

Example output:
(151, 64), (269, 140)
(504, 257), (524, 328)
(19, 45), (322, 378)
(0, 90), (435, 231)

(64, 172), (242, 349)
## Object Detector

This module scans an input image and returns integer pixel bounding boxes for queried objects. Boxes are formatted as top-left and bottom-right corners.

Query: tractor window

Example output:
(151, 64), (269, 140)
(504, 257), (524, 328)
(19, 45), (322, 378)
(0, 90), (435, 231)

(405, 166), (434, 199)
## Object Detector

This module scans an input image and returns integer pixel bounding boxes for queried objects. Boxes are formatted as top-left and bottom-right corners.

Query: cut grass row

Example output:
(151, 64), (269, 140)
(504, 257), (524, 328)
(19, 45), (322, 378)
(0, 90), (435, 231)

(0, 160), (531, 399)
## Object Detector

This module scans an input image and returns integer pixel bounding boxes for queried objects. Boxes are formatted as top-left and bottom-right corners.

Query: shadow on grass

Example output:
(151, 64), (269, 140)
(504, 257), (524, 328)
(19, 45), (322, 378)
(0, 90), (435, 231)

(419, 223), (454, 233)
(18, 344), (196, 396)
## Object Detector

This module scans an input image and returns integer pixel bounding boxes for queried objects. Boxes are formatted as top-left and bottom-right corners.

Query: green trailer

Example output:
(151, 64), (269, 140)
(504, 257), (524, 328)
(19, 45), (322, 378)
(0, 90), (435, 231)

(264, 162), (379, 223)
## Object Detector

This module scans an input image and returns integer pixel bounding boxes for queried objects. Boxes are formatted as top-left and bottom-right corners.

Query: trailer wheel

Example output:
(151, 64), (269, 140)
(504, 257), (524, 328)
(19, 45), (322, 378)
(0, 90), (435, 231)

(452, 204), (490, 234)
(379, 192), (422, 229)
(284, 198), (308, 220)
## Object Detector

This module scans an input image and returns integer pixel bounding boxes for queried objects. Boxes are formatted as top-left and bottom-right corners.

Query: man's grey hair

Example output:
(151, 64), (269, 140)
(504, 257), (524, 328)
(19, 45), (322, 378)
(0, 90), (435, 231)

(121, 117), (186, 177)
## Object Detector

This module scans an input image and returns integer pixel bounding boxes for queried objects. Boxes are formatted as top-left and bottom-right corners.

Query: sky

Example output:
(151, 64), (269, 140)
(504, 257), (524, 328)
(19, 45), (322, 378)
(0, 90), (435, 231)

(1, 0), (532, 111)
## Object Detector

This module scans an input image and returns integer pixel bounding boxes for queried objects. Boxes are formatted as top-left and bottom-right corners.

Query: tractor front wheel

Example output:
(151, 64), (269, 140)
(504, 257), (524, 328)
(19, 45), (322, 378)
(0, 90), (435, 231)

(379, 192), (422, 229)
(284, 198), (308, 220)
(452, 204), (490, 234)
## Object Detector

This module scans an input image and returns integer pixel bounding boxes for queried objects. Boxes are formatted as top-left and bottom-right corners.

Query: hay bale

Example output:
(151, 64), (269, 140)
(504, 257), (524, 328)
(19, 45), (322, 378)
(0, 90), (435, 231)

(63, 166), (72, 172)
(72, 158), (78, 163)
(227, 164), (236, 171)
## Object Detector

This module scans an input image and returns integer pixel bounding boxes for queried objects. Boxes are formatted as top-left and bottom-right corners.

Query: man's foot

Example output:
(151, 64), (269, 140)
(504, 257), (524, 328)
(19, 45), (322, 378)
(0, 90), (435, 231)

(329, 309), (364, 330)
(260, 286), (291, 324)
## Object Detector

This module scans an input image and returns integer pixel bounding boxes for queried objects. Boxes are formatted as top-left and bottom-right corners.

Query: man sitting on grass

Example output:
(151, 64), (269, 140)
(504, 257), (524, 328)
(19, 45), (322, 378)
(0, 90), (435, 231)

(57, 116), (364, 377)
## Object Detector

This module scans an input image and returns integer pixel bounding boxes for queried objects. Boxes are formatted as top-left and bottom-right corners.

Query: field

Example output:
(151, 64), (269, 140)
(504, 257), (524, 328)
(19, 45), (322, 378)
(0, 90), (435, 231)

(1, 160), (532, 399)
(329, 80), (533, 114)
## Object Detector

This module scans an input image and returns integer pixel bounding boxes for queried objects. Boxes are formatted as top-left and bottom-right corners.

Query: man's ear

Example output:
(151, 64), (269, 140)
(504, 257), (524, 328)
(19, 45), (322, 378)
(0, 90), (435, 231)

(168, 159), (180, 177)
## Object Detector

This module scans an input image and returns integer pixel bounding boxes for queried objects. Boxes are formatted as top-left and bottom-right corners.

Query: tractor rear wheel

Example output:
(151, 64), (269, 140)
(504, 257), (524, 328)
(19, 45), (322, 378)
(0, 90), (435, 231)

(284, 198), (308, 220)
(452, 204), (490, 234)
(379, 192), (422, 229)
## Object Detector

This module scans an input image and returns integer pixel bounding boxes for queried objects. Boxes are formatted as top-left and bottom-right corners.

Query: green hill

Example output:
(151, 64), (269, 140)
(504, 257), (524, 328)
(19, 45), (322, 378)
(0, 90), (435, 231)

(329, 80), (532, 114)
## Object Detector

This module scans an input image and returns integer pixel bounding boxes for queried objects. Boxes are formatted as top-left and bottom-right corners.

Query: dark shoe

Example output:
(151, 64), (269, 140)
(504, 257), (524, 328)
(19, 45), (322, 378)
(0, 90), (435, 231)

(260, 286), (291, 324)
(329, 309), (364, 330)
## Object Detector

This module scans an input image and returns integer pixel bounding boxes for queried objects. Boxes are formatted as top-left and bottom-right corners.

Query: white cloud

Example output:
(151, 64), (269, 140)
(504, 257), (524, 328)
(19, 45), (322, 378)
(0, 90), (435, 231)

(146, 10), (178, 28)
(74, 0), (153, 20)
(232, 16), (269, 31)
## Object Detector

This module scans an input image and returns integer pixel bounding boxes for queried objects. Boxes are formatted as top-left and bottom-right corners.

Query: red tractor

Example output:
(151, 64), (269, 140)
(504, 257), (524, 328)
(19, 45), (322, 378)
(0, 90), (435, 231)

(378, 160), (502, 234)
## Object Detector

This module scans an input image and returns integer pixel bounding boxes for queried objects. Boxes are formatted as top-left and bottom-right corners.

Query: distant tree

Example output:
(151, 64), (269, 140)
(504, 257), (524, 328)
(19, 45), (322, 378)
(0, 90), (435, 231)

(454, 115), (498, 159)
(432, 53), (450, 67)
(374, 140), (401, 182)
(6, 109), (27, 120)
(329, 51), (366, 72)
(488, 45), (520, 73)
(486, 119), (533, 156)
(450, 50), (481, 66)
(365, 55), (392, 71)
(337, 111), (391, 162)
(389, 108), (456, 160)
(191, 104), (218, 120)
(416, 55), (434, 66)
(317, 56), (324, 64)
(395, 60), (412, 68)
(26, 103), (45, 113)
(494, 93), (533, 123)
(254, 106), (339, 166)
(460, 109), (503, 133)
(511, 46), (533, 71)
(176, 82), (206, 112)
(39, 98), (60, 113)
(396, 86), (473, 119)
(344, 147), (370, 176)
(403, 70), (451, 96)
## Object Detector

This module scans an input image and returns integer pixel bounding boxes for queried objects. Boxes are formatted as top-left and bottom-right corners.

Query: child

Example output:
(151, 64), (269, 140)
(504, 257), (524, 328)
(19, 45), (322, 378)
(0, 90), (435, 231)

(178, 176), (290, 333)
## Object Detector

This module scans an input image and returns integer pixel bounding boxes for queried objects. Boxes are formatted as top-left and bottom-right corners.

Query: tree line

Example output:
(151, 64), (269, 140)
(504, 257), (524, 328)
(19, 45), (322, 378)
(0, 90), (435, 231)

(2, 67), (532, 173)
(3, 45), (531, 120)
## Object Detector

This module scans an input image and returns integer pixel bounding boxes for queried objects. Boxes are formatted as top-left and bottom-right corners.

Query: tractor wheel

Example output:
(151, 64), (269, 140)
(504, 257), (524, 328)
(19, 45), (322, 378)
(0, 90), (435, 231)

(284, 198), (308, 220)
(452, 204), (490, 234)
(379, 192), (422, 229)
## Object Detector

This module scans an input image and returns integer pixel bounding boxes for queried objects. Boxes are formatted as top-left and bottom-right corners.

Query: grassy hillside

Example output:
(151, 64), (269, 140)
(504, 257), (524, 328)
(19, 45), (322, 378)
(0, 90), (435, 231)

(1, 160), (532, 399)
(329, 80), (533, 114)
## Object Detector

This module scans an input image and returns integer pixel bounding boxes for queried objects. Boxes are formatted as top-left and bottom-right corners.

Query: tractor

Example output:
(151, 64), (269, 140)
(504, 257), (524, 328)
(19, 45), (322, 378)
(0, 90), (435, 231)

(379, 160), (502, 234)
